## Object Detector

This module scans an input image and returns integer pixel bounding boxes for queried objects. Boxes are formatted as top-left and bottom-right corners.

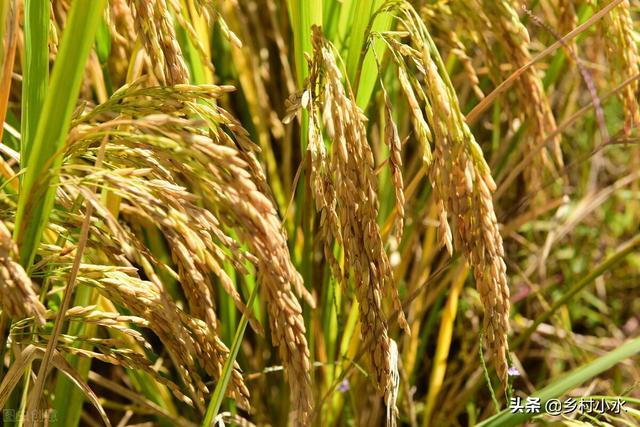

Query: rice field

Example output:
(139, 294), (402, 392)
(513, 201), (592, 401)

(0, 0), (639, 426)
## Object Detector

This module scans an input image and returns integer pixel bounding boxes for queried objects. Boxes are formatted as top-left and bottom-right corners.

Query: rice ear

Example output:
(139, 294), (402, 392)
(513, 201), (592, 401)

(301, 26), (410, 398)
(483, 0), (563, 194)
(382, 83), (406, 243)
(128, 0), (189, 84)
(61, 82), (313, 418)
(381, 2), (510, 384)
(0, 222), (46, 326)
(600, 0), (640, 135)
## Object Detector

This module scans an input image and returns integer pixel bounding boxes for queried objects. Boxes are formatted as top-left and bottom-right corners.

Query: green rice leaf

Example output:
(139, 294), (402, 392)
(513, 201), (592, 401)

(14, 0), (108, 268)
(20, 0), (49, 166)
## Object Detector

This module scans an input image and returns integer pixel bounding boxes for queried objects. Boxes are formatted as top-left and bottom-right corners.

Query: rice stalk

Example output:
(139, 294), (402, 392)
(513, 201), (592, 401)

(382, 85), (406, 243)
(421, 3), (485, 100)
(106, 0), (137, 87)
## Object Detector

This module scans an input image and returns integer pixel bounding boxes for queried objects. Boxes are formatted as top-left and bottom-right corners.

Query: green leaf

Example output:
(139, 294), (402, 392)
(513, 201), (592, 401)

(95, 18), (111, 65)
(14, 0), (108, 268)
(287, 0), (323, 85)
(20, 0), (49, 166)
(335, 0), (393, 109)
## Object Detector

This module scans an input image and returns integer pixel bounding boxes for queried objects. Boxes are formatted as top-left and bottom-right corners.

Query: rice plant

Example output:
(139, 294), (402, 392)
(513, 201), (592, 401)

(1, 0), (639, 426)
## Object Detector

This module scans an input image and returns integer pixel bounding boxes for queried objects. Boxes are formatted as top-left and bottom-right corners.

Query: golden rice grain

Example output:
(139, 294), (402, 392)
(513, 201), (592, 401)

(380, 3), (510, 383)
(478, 0), (564, 194)
(0, 222), (46, 325)
(128, 0), (189, 84)
(62, 83), (313, 419)
(298, 26), (410, 398)
(601, 0), (639, 135)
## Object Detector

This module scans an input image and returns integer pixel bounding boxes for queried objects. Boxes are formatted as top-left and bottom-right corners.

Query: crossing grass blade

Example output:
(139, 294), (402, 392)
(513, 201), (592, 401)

(202, 282), (259, 427)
